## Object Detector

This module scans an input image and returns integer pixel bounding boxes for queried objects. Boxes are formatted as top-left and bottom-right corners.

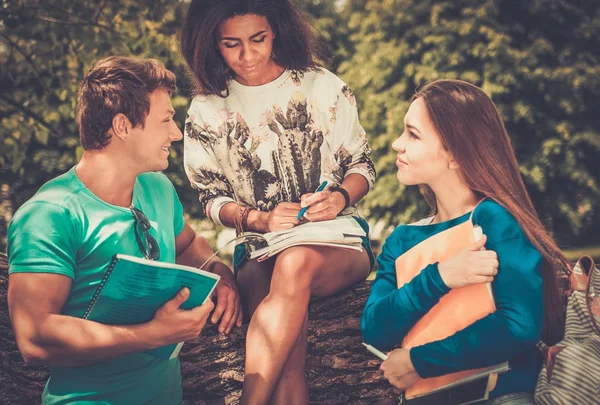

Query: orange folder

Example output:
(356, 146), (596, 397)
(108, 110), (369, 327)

(395, 220), (496, 399)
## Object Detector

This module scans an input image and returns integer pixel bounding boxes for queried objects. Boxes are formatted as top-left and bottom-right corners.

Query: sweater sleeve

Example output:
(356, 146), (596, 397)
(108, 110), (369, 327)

(410, 204), (544, 378)
(331, 84), (376, 190)
(361, 227), (451, 349)
(184, 102), (235, 224)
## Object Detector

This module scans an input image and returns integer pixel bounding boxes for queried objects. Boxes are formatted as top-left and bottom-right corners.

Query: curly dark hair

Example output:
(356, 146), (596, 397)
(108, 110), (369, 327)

(179, 0), (326, 97)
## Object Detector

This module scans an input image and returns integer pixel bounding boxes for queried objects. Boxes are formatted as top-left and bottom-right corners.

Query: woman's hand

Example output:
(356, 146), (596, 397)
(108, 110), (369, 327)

(266, 202), (302, 232)
(380, 348), (421, 393)
(300, 190), (346, 222)
(438, 234), (499, 289)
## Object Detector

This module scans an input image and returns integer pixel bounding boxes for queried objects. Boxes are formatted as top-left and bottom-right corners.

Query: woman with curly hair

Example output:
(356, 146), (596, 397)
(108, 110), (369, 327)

(180, 1), (376, 403)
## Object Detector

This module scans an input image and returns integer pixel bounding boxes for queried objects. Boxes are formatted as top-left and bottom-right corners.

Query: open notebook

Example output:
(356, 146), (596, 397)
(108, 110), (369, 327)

(240, 216), (366, 261)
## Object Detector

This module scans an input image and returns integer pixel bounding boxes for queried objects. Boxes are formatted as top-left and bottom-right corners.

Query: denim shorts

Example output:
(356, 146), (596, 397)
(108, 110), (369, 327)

(233, 216), (375, 276)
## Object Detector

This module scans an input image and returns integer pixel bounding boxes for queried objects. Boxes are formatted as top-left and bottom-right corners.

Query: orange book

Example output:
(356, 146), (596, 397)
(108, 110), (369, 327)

(395, 219), (504, 400)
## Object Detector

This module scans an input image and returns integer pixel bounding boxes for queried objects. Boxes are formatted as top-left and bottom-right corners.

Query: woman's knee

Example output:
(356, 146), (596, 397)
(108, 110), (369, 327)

(273, 248), (319, 289)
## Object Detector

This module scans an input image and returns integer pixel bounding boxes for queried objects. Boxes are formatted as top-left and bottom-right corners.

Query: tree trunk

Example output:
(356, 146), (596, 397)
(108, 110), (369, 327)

(0, 254), (396, 405)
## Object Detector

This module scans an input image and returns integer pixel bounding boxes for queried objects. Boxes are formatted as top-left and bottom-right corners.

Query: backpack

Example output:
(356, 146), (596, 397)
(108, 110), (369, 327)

(535, 255), (600, 405)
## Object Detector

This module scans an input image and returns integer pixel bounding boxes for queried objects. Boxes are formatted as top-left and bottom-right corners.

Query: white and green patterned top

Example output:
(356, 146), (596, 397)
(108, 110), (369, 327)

(184, 68), (376, 225)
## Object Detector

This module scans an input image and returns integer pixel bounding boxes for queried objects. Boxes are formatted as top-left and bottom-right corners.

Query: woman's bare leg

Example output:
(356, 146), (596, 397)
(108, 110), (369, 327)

(270, 315), (309, 405)
(237, 257), (274, 320)
(237, 258), (309, 404)
(240, 246), (370, 405)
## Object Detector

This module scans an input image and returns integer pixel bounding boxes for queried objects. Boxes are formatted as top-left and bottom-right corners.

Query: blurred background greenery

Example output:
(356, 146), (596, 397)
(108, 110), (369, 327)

(1, 0), (599, 262)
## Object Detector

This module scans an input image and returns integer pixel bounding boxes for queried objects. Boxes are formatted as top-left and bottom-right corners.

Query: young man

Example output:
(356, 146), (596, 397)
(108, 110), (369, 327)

(7, 56), (242, 404)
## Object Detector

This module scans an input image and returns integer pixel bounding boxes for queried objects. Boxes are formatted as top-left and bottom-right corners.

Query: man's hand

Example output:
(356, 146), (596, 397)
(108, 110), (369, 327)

(149, 287), (215, 347)
(380, 348), (421, 393)
(209, 263), (243, 334)
(175, 224), (242, 334)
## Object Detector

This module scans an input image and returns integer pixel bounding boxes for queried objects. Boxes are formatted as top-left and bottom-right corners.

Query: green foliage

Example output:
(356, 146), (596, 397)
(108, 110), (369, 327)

(338, 0), (600, 245)
(0, 0), (345, 250)
(1, 0), (598, 251)
(0, 0), (193, 249)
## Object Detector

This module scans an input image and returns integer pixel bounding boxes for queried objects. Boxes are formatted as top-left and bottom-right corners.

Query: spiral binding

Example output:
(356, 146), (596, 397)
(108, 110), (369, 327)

(83, 255), (119, 319)
(82, 233), (266, 319)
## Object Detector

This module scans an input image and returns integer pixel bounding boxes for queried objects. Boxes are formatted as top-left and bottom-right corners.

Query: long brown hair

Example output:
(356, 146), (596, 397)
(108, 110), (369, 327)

(413, 79), (570, 345)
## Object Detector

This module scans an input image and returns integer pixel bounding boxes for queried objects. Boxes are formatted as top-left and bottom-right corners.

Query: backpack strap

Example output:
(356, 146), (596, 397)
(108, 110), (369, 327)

(580, 256), (600, 336)
(571, 255), (594, 292)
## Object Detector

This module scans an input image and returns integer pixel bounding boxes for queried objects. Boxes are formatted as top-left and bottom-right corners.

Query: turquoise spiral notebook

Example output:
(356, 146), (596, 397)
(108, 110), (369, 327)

(83, 254), (220, 360)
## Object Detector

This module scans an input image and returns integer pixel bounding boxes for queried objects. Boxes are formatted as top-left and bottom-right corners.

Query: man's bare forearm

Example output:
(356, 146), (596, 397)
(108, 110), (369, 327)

(14, 313), (159, 367)
(176, 231), (221, 269)
(175, 225), (236, 282)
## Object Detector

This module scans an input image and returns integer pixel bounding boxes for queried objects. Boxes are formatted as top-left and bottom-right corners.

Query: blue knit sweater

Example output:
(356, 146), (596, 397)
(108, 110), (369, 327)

(361, 200), (544, 398)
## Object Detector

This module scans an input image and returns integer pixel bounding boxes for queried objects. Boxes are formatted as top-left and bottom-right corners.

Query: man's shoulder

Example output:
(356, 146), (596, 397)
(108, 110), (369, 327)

(136, 172), (177, 202)
(137, 171), (173, 189)
(8, 173), (81, 250)
(16, 169), (83, 214)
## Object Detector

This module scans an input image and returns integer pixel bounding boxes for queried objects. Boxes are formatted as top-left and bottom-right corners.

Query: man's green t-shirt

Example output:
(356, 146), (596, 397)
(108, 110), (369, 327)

(8, 167), (186, 405)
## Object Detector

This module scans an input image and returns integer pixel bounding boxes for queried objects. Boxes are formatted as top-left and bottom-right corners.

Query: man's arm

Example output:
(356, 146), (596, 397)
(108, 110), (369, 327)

(8, 272), (214, 367)
(175, 223), (243, 334)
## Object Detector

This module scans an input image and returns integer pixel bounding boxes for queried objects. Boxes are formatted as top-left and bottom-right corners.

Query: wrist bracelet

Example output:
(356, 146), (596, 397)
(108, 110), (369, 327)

(332, 187), (351, 213)
(235, 206), (252, 234)
(241, 207), (252, 232)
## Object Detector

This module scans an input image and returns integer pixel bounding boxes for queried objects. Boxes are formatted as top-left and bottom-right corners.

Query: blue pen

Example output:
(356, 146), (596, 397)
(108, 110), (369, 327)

(296, 181), (328, 220)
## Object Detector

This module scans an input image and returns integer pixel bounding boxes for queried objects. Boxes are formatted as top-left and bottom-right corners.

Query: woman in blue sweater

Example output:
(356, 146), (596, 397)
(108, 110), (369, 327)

(361, 80), (569, 404)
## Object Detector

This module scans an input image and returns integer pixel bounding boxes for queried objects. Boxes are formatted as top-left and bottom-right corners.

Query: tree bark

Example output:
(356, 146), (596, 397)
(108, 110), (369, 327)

(0, 254), (396, 405)
(1, 251), (570, 405)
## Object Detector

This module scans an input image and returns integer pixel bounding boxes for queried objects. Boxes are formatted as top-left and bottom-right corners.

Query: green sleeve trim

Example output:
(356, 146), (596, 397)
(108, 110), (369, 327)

(8, 266), (75, 279)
